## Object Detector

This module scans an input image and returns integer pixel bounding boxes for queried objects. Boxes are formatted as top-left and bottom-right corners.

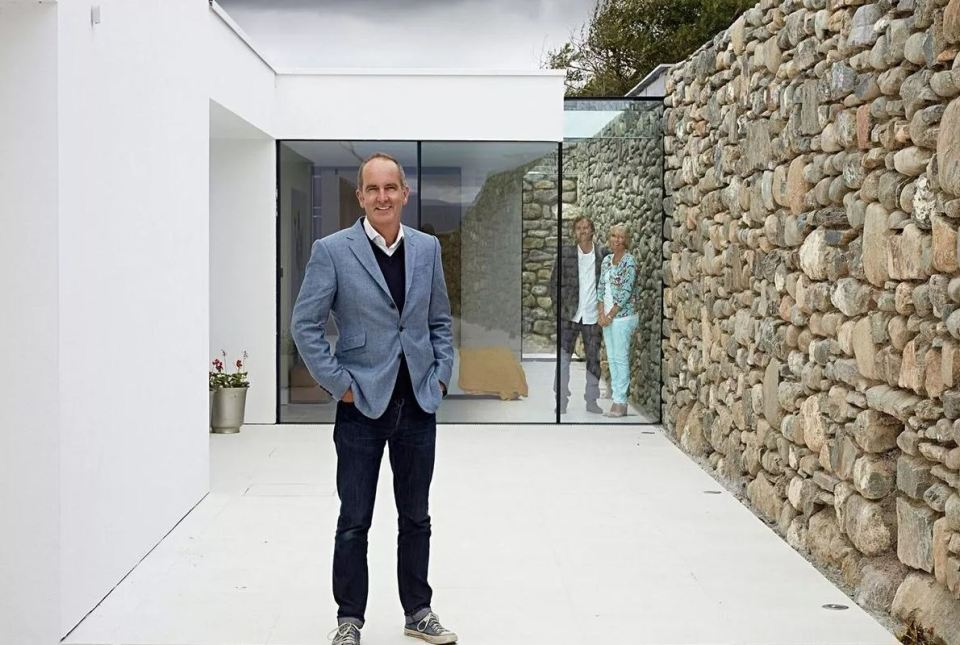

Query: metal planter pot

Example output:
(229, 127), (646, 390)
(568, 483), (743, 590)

(211, 387), (248, 434)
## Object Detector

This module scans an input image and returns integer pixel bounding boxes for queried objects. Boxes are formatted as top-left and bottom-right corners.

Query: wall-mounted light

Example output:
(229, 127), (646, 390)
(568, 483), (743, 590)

(91, 5), (101, 26)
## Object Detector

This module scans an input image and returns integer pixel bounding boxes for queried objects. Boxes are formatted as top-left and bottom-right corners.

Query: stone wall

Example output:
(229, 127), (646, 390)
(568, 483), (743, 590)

(521, 163), (562, 352)
(662, 0), (960, 640)
(459, 166), (525, 348)
(564, 104), (664, 416)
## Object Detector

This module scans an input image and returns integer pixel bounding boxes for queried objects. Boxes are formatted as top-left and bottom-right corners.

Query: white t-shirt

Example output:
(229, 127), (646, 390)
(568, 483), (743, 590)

(572, 245), (598, 325)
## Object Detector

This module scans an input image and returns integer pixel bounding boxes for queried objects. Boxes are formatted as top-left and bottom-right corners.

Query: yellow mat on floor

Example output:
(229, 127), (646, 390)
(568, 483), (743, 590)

(457, 346), (528, 400)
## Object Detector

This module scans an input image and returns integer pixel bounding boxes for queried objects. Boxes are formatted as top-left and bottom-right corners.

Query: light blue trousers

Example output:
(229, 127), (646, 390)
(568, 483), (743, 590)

(602, 314), (638, 405)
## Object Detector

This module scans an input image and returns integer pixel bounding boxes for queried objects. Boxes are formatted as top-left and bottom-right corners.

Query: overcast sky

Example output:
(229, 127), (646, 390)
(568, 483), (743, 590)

(216, 0), (596, 69)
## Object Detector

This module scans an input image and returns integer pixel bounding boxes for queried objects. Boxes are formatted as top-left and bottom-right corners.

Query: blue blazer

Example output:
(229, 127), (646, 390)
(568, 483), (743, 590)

(291, 218), (454, 419)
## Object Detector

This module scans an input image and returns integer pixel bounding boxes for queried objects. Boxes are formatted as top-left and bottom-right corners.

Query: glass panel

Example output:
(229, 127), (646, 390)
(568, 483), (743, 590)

(278, 141), (418, 424)
(563, 100), (663, 423)
(421, 142), (559, 424)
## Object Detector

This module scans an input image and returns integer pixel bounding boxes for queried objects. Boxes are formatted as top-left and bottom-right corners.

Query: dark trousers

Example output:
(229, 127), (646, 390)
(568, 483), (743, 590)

(332, 396), (436, 623)
(555, 319), (602, 407)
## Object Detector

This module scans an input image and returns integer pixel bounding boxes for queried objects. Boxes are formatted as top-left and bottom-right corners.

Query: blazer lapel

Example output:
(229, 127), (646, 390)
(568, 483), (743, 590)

(402, 225), (417, 311)
(346, 219), (393, 303)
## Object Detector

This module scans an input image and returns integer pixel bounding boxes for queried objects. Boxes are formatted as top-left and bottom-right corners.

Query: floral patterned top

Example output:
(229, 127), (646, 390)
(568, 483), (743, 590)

(598, 252), (637, 318)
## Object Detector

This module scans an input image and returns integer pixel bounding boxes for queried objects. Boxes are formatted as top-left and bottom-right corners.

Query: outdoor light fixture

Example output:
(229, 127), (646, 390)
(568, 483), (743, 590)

(91, 5), (101, 25)
(822, 603), (849, 611)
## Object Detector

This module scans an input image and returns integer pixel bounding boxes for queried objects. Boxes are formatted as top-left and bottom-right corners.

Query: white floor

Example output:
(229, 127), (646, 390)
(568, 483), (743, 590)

(64, 425), (898, 645)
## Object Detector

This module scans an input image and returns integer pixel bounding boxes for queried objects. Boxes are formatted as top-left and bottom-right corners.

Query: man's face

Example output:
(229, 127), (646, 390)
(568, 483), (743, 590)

(574, 219), (594, 245)
(356, 158), (409, 231)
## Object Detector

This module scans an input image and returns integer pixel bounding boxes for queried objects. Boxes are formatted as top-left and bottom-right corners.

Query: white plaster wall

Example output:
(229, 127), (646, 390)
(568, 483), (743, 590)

(56, 0), (210, 633)
(1, 0), (567, 635)
(209, 137), (277, 423)
(206, 5), (276, 138)
(0, 5), (61, 643)
(273, 71), (566, 142)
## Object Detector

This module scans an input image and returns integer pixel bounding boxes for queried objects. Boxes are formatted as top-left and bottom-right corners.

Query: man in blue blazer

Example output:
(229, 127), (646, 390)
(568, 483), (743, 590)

(291, 153), (457, 645)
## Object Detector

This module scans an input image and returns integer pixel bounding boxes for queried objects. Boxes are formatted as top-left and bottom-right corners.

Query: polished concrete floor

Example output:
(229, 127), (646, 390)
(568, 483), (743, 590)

(65, 424), (898, 645)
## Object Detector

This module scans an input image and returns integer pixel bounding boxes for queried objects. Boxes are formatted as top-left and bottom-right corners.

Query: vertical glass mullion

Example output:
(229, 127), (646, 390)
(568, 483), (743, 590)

(556, 143), (563, 425)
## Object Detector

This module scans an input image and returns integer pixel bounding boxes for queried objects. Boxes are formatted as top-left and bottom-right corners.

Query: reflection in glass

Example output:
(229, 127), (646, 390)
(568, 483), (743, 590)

(421, 142), (559, 424)
(563, 100), (663, 423)
(278, 140), (560, 425)
(553, 215), (605, 418)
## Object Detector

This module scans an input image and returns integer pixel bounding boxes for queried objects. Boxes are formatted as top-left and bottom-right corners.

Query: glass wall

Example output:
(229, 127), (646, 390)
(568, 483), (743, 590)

(562, 100), (664, 423)
(278, 141), (417, 423)
(276, 125), (662, 425)
(421, 142), (558, 424)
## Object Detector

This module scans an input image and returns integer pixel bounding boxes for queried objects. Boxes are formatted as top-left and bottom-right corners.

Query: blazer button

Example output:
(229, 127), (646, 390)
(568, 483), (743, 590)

(397, 352), (403, 360)
(399, 326), (404, 332)
(389, 303), (396, 309)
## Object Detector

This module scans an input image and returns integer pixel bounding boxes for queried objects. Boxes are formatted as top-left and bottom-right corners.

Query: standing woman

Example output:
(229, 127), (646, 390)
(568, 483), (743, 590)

(597, 224), (638, 418)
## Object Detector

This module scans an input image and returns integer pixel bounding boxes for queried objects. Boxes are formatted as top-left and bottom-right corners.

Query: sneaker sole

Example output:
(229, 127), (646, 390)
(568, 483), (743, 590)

(403, 627), (457, 644)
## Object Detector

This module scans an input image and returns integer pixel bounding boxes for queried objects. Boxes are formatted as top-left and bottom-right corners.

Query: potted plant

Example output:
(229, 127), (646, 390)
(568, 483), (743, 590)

(210, 350), (249, 434)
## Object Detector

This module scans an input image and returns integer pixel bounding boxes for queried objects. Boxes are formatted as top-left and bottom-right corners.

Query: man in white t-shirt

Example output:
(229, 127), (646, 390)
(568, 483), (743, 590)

(550, 215), (605, 415)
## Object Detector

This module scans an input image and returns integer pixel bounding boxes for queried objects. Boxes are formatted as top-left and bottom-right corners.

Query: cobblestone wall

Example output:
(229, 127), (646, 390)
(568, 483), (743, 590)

(663, 0), (960, 639)
(521, 166), (563, 352)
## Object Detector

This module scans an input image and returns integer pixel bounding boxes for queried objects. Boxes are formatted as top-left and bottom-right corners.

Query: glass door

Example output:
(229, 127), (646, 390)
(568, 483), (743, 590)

(562, 99), (664, 424)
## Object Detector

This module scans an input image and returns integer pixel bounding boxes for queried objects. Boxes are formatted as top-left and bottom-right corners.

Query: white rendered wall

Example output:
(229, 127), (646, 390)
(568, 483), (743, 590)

(210, 136), (277, 423)
(0, 5), (61, 643)
(206, 6), (276, 137)
(273, 71), (566, 142)
(56, 0), (210, 633)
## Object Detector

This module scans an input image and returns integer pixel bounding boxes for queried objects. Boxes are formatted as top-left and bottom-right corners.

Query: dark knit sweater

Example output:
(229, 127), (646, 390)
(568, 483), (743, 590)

(368, 236), (413, 399)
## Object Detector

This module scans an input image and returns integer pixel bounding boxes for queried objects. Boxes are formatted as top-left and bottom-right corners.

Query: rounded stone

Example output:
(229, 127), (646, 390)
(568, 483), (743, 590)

(938, 99), (960, 197)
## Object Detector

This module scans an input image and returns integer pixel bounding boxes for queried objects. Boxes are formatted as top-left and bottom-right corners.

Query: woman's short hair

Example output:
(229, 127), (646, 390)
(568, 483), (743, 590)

(608, 223), (632, 250)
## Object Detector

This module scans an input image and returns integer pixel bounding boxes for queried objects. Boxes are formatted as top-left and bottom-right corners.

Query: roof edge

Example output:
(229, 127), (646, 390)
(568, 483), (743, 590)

(209, 0), (277, 74)
(625, 63), (674, 97)
(274, 67), (568, 77)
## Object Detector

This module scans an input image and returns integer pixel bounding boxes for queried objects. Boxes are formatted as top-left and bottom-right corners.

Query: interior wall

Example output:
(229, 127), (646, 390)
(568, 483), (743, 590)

(56, 0), (210, 634)
(0, 4), (61, 643)
(210, 136), (277, 423)
(278, 145), (313, 393)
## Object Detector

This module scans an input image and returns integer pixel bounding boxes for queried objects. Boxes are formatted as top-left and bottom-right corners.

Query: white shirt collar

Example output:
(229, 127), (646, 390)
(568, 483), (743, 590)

(363, 217), (404, 257)
(577, 243), (595, 257)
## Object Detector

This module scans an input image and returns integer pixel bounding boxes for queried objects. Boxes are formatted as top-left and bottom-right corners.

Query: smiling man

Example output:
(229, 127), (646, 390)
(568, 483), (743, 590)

(291, 153), (457, 645)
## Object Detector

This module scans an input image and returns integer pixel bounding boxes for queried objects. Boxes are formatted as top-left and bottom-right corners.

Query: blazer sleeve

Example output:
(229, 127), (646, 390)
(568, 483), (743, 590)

(427, 236), (454, 387)
(290, 239), (353, 399)
(549, 251), (559, 301)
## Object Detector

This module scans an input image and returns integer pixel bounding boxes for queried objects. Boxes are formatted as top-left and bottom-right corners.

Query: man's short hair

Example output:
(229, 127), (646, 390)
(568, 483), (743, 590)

(570, 215), (595, 236)
(357, 152), (407, 190)
(608, 223), (633, 250)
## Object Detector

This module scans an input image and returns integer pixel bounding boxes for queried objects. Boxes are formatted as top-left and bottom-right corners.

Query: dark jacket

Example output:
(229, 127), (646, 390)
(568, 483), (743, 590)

(549, 244), (607, 323)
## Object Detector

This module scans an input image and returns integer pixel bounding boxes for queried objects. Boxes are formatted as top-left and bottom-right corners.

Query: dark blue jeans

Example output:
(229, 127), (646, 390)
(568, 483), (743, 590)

(332, 396), (436, 624)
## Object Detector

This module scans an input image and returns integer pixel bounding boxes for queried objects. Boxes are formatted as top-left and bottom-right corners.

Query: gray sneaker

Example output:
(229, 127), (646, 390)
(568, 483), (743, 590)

(404, 611), (457, 644)
(328, 622), (361, 645)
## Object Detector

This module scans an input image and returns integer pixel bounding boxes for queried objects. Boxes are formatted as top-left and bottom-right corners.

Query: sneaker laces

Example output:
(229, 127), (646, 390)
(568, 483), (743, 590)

(418, 612), (452, 634)
(327, 622), (360, 644)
